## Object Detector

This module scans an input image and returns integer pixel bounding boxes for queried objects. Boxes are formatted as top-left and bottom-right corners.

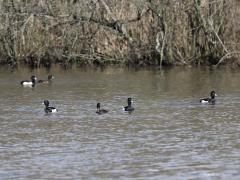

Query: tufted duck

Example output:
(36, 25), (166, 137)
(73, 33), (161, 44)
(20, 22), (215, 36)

(38, 75), (54, 84)
(96, 103), (108, 115)
(20, 75), (37, 87)
(200, 91), (217, 104)
(43, 100), (58, 113)
(124, 97), (134, 112)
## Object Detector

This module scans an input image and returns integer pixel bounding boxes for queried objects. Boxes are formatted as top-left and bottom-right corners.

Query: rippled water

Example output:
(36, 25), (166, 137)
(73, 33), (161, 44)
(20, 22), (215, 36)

(0, 66), (240, 179)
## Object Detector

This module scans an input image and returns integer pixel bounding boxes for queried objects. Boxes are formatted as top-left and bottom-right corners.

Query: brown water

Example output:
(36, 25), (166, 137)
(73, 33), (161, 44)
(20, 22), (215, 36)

(0, 66), (240, 179)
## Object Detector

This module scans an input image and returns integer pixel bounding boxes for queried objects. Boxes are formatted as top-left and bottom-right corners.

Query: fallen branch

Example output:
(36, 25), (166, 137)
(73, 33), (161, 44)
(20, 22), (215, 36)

(215, 51), (240, 67)
(208, 19), (229, 54)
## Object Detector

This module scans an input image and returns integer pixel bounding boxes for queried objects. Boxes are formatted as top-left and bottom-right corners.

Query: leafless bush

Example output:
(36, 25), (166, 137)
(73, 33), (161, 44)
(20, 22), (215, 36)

(0, 0), (239, 67)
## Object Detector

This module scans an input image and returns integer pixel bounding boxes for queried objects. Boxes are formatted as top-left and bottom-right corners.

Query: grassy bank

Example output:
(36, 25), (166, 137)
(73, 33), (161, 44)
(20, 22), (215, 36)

(0, 0), (240, 68)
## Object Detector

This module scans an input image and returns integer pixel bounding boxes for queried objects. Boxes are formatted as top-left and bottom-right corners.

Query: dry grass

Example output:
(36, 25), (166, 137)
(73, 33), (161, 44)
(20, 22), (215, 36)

(0, 0), (239, 68)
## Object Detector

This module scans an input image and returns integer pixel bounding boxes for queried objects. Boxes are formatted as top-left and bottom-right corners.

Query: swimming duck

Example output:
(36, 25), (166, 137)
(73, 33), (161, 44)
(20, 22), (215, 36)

(124, 97), (134, 112)
(20, 75), (37, 87)
(96, 103), (108, 115)
(43, 100), (58, 113)
(38, 75), (54, 84)
(200, 91), (217, 104)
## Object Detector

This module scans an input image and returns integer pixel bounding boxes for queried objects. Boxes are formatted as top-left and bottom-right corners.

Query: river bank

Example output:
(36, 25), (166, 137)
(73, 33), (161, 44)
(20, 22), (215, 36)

(1, 1), (240, 68)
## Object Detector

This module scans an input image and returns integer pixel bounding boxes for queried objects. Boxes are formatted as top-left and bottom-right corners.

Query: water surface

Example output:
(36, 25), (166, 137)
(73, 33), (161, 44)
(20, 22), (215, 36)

(0, 66), (240, 179)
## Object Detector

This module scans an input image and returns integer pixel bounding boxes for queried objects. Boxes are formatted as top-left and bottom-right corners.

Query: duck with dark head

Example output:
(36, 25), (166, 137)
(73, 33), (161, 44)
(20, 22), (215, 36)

(96, 103), (108, 115)
(200, 91), (217, 105)
(20, 75), (37, 87)
(43, 100), (58, 113)
(38, 75), (54, 84)
(123, 97), (134, 112)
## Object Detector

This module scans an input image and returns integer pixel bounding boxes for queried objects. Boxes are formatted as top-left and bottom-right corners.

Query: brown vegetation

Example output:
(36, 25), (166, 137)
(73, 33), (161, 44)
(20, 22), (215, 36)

(0, 0), (240, 68)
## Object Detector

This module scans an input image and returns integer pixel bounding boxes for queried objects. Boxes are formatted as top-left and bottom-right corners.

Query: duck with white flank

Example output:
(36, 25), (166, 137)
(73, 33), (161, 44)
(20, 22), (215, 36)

(43, 100), (58, 113)
(200, 91), (217, 105)
(20, 75), (37, 87)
